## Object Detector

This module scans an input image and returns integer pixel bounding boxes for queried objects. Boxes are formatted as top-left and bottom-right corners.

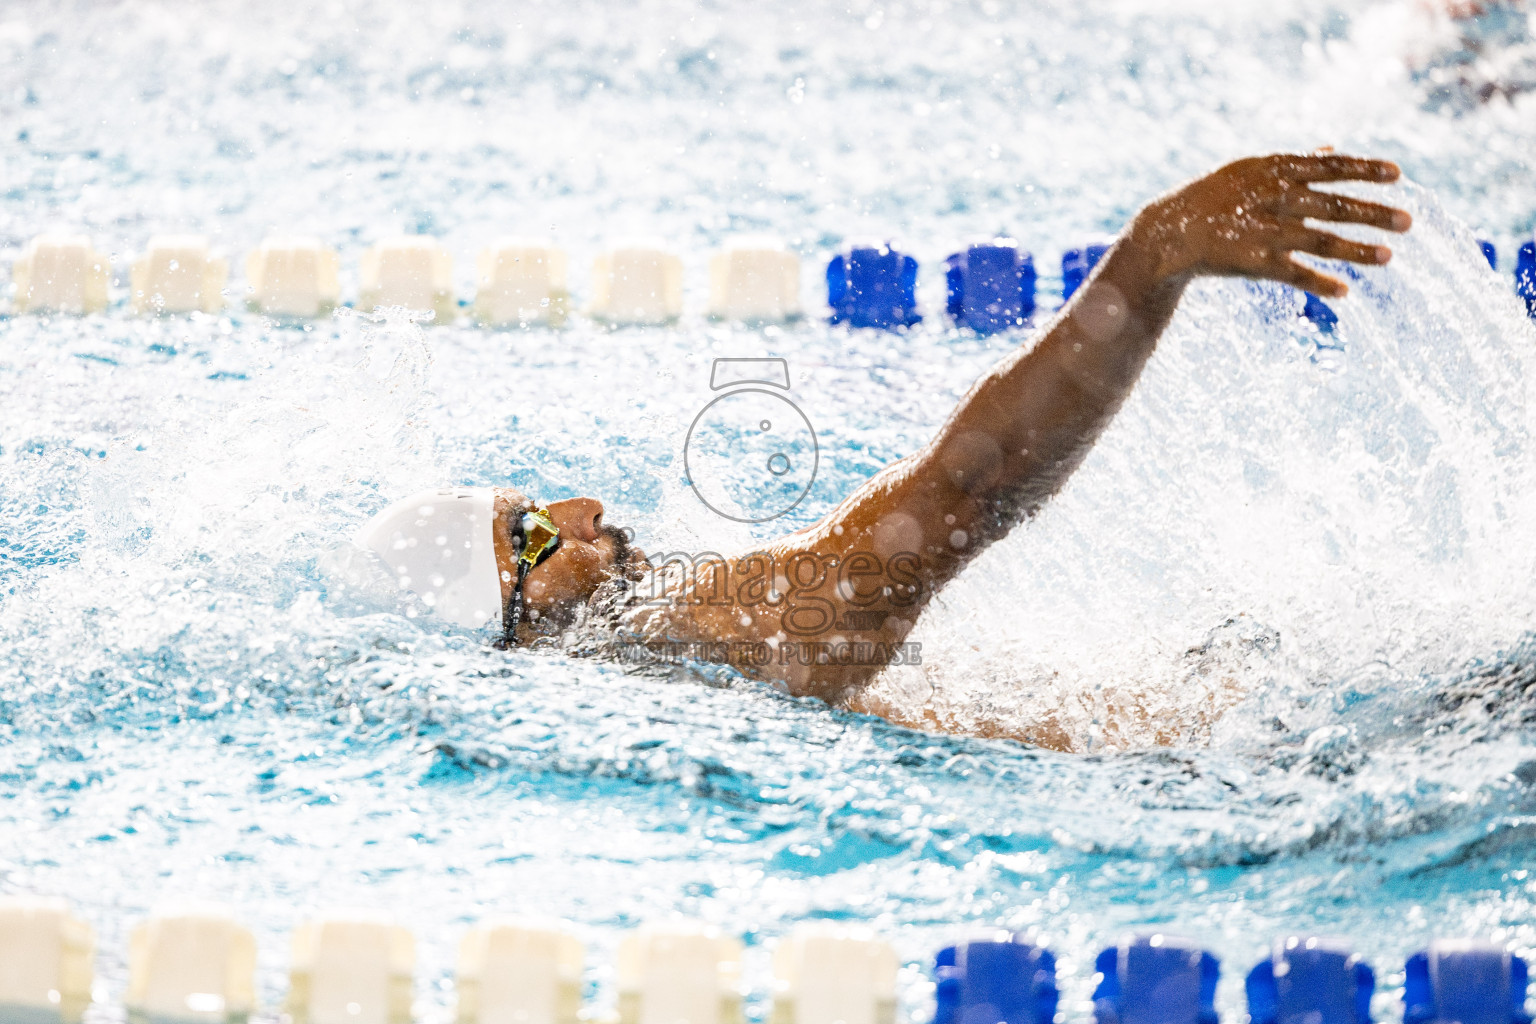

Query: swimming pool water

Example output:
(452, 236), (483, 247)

(3, 0), (1536, 1019)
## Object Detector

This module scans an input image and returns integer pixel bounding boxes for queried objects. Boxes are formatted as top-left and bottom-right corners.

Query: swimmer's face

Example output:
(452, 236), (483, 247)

(491, 489), (646, 631)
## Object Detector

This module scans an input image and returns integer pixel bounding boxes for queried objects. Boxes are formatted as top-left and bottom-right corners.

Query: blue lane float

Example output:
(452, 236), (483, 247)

(1302, 291), (1340, 333)
(1245, 937), (1373, 1024)
(1518, 241), (1536, 319)
(944, 240), (1037, 334)
(932, 932), (1057, 1024)
(1403, 941), (1532, 1024)
(1061, 243), (1109, 304)
(827, 244), (922, 329)
(1091, 934), (1220, 1024)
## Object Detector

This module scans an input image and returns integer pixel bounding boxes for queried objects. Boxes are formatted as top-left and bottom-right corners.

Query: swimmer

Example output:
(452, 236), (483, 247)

(361, 153), (1411, 741)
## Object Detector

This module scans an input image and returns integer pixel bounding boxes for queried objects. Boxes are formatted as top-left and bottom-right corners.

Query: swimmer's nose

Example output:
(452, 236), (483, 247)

(548, 497), (605, 542)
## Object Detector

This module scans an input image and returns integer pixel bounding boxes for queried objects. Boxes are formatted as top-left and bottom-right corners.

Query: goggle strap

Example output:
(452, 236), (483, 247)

(503, 559), (531, 646)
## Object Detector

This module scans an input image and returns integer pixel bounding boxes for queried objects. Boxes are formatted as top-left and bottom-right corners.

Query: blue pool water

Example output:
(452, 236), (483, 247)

(3, 0), (1536, 1019)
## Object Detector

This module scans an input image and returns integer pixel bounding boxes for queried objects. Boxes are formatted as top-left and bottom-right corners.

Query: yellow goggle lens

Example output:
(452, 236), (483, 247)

(519, 507), (560, 566)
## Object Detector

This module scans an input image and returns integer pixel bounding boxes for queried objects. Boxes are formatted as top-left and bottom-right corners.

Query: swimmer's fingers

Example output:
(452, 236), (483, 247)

(1267, 252), (1349, 299)
(1282, 225), (1394, 267)
(1270, 154), (1401, 184)
(1271, 189), (1412, 231)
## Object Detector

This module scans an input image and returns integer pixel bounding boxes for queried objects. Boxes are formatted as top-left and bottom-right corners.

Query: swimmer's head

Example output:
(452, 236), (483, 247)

(489, 488), (645, 639)
(358, 486), (644, 636)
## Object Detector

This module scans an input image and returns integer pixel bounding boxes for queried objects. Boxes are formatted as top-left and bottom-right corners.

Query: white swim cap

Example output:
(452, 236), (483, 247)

(357, 487), (503, 629)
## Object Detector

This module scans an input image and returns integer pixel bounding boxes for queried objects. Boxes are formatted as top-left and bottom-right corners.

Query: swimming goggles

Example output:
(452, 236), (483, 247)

(503, 505), (561, 645)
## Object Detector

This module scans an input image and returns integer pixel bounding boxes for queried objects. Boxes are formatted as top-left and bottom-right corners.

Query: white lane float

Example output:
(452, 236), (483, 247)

(455, 920), (584, 1024)
(0, 897), (95, 1024)
(616, 922), (744, 1024)
(126, 907), (257, 1024)
(358, 237), (456, 324)
(589, 241), (684, 326)
(11, 234), (111, 315)
(246, 237), (341, 318)
(474, 239), (569, 327)
(708, 237), (800, 324)
(771, 925), (898, 1024)
(286, 914), (415, 1024)
(130, 236), (228, 316)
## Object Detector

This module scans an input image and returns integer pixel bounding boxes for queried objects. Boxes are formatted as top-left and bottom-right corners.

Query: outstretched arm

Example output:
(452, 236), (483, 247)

(624, 154), (1410, 705)
(830, 154), (1408, 561)
(776, 153), (1410, 697)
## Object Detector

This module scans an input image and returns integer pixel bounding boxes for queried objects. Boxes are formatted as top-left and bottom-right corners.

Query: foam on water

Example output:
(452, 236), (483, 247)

(3, 0), (1536, 1020)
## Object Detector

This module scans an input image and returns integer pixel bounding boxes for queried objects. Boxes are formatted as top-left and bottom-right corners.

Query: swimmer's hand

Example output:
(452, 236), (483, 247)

(1129, 153), (1412, 299)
